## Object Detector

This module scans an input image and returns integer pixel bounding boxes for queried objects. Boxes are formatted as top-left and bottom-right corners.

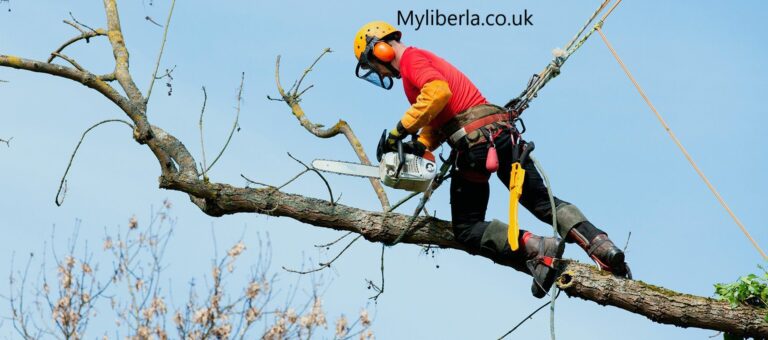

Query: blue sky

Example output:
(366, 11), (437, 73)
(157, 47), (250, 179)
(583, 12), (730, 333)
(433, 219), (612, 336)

(1, 1), (767, 339)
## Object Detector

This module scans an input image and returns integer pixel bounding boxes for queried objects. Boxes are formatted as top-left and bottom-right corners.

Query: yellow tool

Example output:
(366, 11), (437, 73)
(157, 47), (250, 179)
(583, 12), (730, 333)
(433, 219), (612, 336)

(507, 142), (534, 251)
(508, 162), (525, 250)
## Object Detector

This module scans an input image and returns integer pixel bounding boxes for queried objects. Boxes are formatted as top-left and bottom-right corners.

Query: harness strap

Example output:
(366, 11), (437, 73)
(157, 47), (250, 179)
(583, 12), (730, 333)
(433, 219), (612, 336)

(447, 113), (509, 145)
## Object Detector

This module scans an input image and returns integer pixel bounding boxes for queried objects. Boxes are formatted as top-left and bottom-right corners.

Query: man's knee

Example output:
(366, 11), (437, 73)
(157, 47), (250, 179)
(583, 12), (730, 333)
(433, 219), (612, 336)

(452, 221), (488, 250)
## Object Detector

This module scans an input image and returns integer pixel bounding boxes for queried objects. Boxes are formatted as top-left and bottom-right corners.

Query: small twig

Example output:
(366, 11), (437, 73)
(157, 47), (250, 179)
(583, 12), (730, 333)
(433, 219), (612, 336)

(366, 244), (386, 301)
(498, 301), (552, 339)
(387, 192), (420, 213)
(283, 234), (362, 274)
(206, 72), (244, 173)
(68, 12), (97, 34)
(1, 136), (13, 147)
(295, 84), (314, 98)
(145, 0), (176, 104)
(623, 231), (632, 253)
(286, 152), (335, 205)
(241, 170), (312, 192)
(63, 19), (87, 35)
(55, 119), (134, 206)
(198, 86), (209, 180)
(50, 53), (85, 72)
(98, 73), (116, 81)
(315, 231), (353, 248)
(145, 16), (162, 27)
(48, 26), (106, 63)
(153, 65), (176, 80)
(291, 48), (332, 97)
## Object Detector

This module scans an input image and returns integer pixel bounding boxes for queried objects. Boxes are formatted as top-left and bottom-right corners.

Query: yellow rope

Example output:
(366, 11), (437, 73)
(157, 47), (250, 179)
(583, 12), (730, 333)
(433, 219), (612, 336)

(595, 26), (767, 260)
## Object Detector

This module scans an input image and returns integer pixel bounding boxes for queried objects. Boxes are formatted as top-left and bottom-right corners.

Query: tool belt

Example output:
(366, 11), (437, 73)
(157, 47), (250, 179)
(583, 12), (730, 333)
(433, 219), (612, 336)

(441, 104), (511, 149)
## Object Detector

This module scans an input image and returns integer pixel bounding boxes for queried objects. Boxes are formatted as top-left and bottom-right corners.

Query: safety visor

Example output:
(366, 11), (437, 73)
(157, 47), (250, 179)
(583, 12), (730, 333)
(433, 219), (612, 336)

(354, 36), (394, 90)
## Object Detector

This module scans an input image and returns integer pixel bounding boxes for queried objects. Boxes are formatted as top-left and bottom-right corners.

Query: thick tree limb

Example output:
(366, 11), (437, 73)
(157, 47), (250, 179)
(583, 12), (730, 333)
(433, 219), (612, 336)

(555, 261), (768, 337)
(155, 171), (768, 337)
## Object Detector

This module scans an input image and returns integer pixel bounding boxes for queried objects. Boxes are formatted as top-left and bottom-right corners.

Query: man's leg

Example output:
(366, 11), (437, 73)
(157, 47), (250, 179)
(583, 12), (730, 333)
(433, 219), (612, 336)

(495, 144), (630, 277)
(451, 151), (563, 297)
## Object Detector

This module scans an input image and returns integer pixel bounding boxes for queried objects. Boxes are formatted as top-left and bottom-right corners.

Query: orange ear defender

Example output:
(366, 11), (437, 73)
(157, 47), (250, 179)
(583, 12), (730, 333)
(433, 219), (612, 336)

(373, 41), (395, 62)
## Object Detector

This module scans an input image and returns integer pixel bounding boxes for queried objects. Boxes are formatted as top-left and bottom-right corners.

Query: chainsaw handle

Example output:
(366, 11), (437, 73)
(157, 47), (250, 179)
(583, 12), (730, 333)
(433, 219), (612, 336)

(395, 138), (405, 178)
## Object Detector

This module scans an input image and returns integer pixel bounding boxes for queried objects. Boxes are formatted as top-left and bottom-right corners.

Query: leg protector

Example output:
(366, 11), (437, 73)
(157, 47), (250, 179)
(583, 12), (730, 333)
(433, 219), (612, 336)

(476, 219), (528, 273)
(554, 203), (588, 238)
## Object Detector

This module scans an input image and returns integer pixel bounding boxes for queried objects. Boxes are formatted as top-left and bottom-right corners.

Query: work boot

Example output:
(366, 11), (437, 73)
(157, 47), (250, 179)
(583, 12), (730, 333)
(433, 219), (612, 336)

(522, 232), (562, 298)
(568, 230), (632, 278)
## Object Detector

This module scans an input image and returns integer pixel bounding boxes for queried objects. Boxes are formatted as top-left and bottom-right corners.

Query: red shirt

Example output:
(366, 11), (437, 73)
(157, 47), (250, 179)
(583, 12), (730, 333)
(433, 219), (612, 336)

(399, 47), (488, 128)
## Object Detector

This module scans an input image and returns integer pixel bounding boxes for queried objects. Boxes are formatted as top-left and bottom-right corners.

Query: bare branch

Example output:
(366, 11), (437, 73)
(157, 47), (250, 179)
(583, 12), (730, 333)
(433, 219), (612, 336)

(145, 16), (162, 27)
(366, 245), (386, 301)
(145, 0), (176, 104)
(67, 12), (98, 34)
(291, 48), (332, 96)
(198, 86), (209, 181)
(0, 55), (154, 145)
(282, 234), (362, 274)
(206, 72), (244, 173)
(56, 119), (134, 206)
(314, 231), (353, 248)
(0, 136), (12, 147)
(273, 52), (390, 210)
(286, 152), (334, 205)
(48, 27), (107, 63)
(498, 301), (553, 339)
(50, 52), (85, 72)
(103, 0), (145, 105)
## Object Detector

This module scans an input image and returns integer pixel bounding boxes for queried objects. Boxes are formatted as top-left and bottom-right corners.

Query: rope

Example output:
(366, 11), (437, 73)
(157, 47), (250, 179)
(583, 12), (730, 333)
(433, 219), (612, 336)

(530, 155), (559, 340)
(595, 26), (767, 260)
(511, 0), (623, 113)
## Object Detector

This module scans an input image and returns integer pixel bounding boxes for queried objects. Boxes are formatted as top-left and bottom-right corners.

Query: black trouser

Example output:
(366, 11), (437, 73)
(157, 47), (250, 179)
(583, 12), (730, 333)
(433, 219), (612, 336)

(450, 128), (604, 271)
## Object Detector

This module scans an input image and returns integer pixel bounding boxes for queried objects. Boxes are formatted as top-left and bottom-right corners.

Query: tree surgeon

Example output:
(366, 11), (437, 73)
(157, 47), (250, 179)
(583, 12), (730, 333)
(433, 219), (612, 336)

(353, 21), (631, 297)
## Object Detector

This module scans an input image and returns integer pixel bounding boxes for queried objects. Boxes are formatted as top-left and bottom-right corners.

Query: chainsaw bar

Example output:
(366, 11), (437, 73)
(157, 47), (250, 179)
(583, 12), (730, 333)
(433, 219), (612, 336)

(311, 159), (379, 179)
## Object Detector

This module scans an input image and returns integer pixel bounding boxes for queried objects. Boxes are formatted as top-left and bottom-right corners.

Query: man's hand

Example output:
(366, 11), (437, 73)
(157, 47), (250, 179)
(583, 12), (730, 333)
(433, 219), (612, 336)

(377, 122), (408, 162)
(402, 140), (426, 156)
(385, 121), (409, 150)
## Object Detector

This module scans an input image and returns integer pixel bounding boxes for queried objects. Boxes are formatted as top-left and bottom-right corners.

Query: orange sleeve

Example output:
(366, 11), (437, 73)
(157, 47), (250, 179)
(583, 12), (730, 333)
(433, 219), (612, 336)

(399, 79), (452, 133)
(417, 126), (443, 151)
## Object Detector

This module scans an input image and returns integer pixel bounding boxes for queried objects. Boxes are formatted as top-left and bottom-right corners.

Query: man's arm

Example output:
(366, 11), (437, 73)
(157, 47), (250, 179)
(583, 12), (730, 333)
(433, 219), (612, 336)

(399, 79), (452, 133)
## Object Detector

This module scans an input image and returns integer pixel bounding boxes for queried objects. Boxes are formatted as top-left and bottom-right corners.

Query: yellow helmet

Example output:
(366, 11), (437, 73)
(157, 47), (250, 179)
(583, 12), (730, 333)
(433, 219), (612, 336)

(353, 21), (401, 61)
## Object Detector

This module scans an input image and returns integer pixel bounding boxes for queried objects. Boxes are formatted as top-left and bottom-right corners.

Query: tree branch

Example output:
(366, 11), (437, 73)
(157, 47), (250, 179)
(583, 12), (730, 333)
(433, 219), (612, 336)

(555, 261), (768, 337)
(103, 0), (143, 104)
(145, 0), (176, 104)
(1, 136), (12, 147)
(273, 52), (390, 210)
(47, 26), (107, 63)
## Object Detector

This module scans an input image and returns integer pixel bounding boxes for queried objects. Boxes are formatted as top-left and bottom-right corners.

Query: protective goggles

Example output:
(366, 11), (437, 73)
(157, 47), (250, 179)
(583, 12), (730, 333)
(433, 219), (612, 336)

(355, 36), (394, 90)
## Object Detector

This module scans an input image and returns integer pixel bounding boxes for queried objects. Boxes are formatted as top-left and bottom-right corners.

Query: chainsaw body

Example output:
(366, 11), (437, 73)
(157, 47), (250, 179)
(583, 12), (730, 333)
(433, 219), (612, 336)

(379, 152), (437, 192)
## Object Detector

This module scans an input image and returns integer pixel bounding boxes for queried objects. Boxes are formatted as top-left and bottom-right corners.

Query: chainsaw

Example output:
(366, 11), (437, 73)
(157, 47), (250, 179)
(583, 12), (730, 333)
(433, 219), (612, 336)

(312, 131), (437, 192)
